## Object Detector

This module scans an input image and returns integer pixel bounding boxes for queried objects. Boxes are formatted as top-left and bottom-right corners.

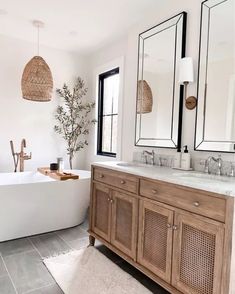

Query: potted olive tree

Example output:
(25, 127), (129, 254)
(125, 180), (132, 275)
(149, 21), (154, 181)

(54, 77), (96, 169)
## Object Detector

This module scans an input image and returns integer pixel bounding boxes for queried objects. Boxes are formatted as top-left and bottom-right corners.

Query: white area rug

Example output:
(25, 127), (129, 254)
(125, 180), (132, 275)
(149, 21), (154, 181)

(44, 247), (152, 294)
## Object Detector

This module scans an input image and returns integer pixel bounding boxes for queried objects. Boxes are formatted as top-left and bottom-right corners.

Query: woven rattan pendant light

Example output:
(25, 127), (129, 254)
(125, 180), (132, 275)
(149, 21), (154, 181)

(21, 20), (53, 102)
(137, 80), (153, 114)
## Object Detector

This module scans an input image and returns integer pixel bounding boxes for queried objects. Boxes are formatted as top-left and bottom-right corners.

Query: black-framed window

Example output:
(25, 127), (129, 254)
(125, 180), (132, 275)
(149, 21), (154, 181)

(97, 67), (120, 157)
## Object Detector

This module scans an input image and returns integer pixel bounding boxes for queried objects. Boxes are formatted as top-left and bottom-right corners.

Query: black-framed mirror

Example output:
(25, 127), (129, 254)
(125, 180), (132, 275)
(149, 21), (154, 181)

(135, 12), (187, 149)
(195, 0), (235, 152)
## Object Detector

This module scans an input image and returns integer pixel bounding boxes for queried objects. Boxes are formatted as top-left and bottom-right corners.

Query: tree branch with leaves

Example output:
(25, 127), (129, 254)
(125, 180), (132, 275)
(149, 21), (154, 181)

(54, 77), (96, 169)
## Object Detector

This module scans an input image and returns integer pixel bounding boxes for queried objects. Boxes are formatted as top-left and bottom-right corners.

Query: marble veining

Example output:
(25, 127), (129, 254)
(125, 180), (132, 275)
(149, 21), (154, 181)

(93, 161), (235, 197)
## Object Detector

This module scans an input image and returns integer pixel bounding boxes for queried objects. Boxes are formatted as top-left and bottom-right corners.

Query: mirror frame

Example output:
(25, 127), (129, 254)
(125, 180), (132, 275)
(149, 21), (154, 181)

(135, 12), (187, 150)
(195, 0), (235, 153)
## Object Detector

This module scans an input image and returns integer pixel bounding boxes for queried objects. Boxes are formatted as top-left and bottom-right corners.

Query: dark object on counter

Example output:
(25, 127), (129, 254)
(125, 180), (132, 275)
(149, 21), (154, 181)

(50, 163), (58, 171)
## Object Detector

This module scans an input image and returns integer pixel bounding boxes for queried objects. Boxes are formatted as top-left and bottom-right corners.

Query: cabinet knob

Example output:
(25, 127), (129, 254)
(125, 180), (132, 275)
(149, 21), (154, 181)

(193, 201), (200, 207)
(99, 174), (104, 178)
(167, 224), (172, 229)
(120, 180), (125, 184)
(110, 199), (114, 204)
(172, 225), (178, 230)
(151, 189), (158, 194)
(107, 198), (110, 202)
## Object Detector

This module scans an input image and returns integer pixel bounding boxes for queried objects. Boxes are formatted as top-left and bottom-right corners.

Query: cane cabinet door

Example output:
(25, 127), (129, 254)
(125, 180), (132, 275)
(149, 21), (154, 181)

(111, 191), (138, 259)
(137, 199), (174, 283)
(91, 183), (112, 242)
(172, 212), (224, 294)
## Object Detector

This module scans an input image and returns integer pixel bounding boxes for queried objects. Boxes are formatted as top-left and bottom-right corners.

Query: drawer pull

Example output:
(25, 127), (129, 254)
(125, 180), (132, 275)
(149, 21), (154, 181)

(167, 224), (172, 229)
(99, 174), (104, 178)
(193, 201), (200, 207)
(120, 180), (125, 184)
(151, 189), (158, 194)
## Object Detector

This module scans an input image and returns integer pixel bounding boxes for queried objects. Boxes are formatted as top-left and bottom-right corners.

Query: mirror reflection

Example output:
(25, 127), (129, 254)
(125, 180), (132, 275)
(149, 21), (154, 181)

(195, 0), (235, 152)
(135, 12), (186, 148)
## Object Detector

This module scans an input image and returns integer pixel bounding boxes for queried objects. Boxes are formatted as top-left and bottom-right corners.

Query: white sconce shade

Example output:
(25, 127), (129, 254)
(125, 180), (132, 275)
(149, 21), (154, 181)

(179, 57), (194, 84)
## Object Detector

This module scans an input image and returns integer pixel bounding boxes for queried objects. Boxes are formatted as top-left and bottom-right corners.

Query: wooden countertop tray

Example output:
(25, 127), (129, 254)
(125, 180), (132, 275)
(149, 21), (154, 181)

(37, 167), (79, 181)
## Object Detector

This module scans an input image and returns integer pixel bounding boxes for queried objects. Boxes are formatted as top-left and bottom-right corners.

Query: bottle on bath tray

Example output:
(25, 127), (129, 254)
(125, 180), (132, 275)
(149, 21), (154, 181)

(181, 145), (191, 170)
(57, 157), (64, 172)
(173, 148), (181, 168)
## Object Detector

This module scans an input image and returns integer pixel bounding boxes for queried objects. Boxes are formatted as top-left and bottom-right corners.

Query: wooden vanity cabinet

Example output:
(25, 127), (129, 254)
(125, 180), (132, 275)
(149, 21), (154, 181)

(89, 166), (233, 294)
(172, 212), (224, 294)
(138, 199), (174, 283)
(91, 182), (138, 259)
(111, 191), (138, 259)
(91, 183), (112, 242)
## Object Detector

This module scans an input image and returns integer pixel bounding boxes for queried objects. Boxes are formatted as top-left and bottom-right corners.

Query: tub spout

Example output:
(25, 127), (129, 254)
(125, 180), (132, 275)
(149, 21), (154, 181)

(19, 139), (32, 172)
(21, 138), (26, 149)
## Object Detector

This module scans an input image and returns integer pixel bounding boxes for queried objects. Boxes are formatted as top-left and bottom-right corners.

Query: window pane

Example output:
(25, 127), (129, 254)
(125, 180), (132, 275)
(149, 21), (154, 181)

(112, 75), (119, 114)
(98, 68), (119, 156)
(111, 115), (118, 153)
(102, 116), (112, 153)
(103, 74), (119, 115)
(103, 78), (113, 115)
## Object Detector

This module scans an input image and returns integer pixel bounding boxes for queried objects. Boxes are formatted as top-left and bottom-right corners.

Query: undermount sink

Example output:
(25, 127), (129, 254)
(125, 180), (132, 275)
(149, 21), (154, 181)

(116, 162), (140, 167)
(174, 172), (230, 183)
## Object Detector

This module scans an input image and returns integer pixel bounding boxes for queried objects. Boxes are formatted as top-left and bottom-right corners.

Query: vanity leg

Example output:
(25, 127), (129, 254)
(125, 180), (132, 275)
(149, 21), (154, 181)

(89, 235), (95, 247)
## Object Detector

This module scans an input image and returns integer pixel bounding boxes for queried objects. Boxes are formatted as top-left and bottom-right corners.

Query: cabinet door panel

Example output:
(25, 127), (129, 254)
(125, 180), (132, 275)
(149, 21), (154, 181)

(137, 200), (174, 283)
(172, 212), (224, 294)
(91, 183), (111, 242)
(111, 191), (138, 259)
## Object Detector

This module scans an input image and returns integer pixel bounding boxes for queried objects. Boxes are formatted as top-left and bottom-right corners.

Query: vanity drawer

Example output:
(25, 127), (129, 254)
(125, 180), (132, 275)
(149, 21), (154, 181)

(140, 179), (226, 222)
(93, 168), (138, 194)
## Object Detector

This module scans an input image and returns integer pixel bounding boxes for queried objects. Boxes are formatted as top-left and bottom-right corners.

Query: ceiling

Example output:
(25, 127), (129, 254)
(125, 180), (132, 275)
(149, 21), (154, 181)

(0, 0), (159, 54)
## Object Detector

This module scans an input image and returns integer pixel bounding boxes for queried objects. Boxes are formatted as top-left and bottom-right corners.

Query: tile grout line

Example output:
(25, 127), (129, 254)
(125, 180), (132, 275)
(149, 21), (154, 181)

(27, 237), (64, 293)
(54, 232), (74, 250)
(54, 229), (90, 251)
(0, 253), (18, 294)
(21, 282), (56, 294)
(27, 237), (44, 259)
(1, 248), (36, 259)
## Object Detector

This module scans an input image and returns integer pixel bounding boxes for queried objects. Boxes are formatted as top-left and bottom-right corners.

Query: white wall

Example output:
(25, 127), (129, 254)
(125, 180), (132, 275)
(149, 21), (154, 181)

(84, 37), (127, 168)
(0, 34), (88, 172)
(1, 0), (233, 173)
(84, 0), (235, 169)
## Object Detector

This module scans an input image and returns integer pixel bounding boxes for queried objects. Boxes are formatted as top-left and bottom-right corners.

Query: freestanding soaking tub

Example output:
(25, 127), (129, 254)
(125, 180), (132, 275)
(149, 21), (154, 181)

(0, 170), (91, 242)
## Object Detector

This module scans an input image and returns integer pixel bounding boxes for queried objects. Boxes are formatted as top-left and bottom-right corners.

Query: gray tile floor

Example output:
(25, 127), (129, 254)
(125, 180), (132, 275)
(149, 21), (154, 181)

(0, 218), (169, 294)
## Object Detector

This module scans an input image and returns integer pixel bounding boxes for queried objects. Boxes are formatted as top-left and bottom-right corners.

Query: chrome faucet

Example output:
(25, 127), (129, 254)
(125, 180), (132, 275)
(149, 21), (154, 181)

(204, 156), (214, 174)
(19, 139), (32, 172)
(204, 155), (223, 175)
(142, 150), (155, 165)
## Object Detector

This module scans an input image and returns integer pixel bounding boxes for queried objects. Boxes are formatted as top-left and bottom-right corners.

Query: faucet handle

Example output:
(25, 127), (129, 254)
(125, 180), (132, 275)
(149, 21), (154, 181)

(203, 159), (209, 174)
(230, 162), (235, 177)
(141, 151), (148, 164)
(24, 152), (32, 160)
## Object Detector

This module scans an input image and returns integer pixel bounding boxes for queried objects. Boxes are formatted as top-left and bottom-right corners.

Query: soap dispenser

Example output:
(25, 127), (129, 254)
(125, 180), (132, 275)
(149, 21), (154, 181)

(181, 145), (191, 170)
(173, 148), (181, 168)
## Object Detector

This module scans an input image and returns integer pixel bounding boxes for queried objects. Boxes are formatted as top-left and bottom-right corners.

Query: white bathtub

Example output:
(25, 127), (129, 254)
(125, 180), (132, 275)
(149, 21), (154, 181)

(0, 170), (91, 242)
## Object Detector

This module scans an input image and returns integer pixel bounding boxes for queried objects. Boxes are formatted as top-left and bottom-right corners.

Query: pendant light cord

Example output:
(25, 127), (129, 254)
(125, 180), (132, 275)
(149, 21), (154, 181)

(37, 25), (40, 56)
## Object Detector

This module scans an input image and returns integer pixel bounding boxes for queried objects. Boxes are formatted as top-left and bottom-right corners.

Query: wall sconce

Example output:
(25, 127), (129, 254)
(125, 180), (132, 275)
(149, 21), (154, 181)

(179, 57), (197, 110)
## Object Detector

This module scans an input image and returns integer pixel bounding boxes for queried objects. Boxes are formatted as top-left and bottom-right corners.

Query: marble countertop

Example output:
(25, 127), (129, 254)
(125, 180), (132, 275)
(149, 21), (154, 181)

(92, 161), (235, 197)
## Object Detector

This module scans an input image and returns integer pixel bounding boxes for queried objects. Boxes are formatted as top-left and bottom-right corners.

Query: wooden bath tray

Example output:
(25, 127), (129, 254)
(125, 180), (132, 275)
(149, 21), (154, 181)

(37, 167), (79, 181)
(38, 167), (50, 175)
(49, 172), (79, 181)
